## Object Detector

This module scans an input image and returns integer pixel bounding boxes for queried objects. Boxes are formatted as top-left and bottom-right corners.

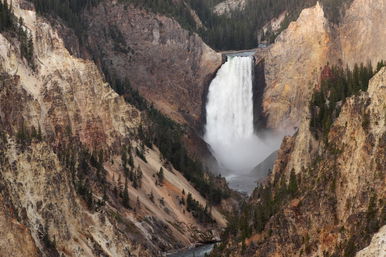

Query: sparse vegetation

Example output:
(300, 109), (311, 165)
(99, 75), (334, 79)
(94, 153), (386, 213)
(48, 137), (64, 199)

(119, 0), (357, 51)
(55, 140), (108, 210)
(121, 0), (196, 32)
(15, 122), (43, 146)
(310, 61), (386, 139)
(29, 0), (100, 37)
(213, 171), (299, 253)
(186, 193), (214, 224)
(122, 178), (130, 208)
(0, 0), (35, 69)
(104, 77), (230, 206)
(157, 167), (164, 186)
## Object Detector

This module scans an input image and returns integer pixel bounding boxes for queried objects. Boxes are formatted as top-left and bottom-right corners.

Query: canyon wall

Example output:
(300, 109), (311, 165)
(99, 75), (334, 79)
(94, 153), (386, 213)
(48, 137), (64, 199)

(0, 1), (226, 256)
(259, 66), (386, 257)
(53, 0), (386, 134)
(210, 1), (386, 255)
(261, 2), (331, 129)
(338, 0), (386, 67)
(84, 1), (222, 126)
(260, 0), (386, 130)
(212, 65), (386, 257)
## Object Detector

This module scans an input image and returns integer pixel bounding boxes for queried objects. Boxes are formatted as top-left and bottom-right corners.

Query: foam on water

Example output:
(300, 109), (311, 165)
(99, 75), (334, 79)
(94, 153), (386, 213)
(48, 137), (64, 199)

(204, 56), (281, 176)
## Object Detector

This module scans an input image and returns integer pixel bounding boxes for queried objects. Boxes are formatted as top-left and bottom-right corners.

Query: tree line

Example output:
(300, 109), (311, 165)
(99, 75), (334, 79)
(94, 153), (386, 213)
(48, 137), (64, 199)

(0, 0), (34, 68)
(310, 60), (386, 139)
(29, 0), (100, 37)
(106, 75), (230, 206)
(27, 0), (358, 51)
(118, 0), (356, 51)
(186, 192), (214, 224)
(190, 0), (355, 50)
(210, 169), (299, 256)
(0, 0), (12, 31)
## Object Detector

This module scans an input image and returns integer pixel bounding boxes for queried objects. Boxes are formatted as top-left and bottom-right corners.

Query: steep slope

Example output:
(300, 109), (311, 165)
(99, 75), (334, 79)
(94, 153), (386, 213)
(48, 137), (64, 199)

(0, 1), (226, 256)
(261, 2), (331, 129)
(355, 226), (386, 257)
(338, 0), (386, 67)
(211, 67), (386, 257)
(260, 0), (386, 130)
(78, 0), (385, 134)
(83, 0), (222, 126)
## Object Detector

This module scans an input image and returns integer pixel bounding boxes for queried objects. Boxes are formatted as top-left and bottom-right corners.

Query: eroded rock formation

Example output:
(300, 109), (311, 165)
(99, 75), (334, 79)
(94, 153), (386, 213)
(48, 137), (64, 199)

(260, 0), (386, 130)
(84, 1), (222, 126)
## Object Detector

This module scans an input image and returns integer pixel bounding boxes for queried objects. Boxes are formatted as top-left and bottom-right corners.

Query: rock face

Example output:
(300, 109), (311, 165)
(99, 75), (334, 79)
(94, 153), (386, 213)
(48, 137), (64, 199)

(262, 2), (331, 129)
(213, 0), (246, 15)
(216, 67), (386, 257)
(0, 137), (225, 256)
(210, 1), (386, 255)
(355, 225), (386, 257)
(43, 0), (384, 134)
(260, 0), (386, 130)
(1, 140), (152, 257)
(268, 67), (386, 257)
(0, 1), (226, 256)
(0, 6), (140, 150)
(84, 1), (222, 126)
(45, 0), (383, 138)
(338, 0), (386, 67)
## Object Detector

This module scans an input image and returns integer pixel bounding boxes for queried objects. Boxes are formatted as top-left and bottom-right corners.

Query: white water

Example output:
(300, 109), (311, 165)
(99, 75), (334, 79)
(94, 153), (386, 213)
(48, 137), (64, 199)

(204, 56), (282, 177)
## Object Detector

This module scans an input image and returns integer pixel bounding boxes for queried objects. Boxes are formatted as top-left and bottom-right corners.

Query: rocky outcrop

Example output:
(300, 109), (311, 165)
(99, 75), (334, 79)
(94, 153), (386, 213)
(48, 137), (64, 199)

(213, 0), (246, 15)
(260, 2), (331, 130)
(265, 67), (386, 257)
(355, 225), (386, 257)
(84, 1), (222, 126)
(0, 135), (225, 256)
(0, 176), (40, 257)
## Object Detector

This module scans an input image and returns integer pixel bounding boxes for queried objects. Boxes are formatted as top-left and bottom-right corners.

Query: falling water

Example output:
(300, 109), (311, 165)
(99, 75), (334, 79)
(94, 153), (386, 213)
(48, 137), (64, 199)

(204, 55), (280, 178)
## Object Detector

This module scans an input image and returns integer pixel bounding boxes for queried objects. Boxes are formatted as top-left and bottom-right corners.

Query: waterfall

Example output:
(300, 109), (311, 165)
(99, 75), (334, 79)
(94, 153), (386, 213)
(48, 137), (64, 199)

(204, 56), (269, 173)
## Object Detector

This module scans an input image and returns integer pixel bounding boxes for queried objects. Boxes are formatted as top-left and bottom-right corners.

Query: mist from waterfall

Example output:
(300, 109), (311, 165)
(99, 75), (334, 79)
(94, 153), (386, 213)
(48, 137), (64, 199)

(204, 55), (283, 177)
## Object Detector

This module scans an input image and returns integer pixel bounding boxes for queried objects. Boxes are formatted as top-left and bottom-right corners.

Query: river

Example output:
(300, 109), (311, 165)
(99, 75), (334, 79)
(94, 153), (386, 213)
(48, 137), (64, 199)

(167, 244), (215, 257)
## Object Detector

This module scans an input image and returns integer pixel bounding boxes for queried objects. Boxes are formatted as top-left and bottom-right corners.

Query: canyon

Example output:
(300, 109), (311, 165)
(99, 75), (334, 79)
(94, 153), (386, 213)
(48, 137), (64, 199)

(0, 0), (385, 256)
(79, 0), (386, 134)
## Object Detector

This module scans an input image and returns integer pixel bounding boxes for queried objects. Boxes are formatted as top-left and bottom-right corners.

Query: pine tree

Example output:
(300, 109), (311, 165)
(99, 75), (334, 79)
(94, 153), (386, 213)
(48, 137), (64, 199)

(149, 190), (154, 203)
(136, 196), (141, 209)
(157, 167), (164, 185)
(121, 147), (127, 168)
(288, 169), (298, 196)
(122, 178), (130, 208)
(37, 125), (42, 141)
(128, 150), (134, 167)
